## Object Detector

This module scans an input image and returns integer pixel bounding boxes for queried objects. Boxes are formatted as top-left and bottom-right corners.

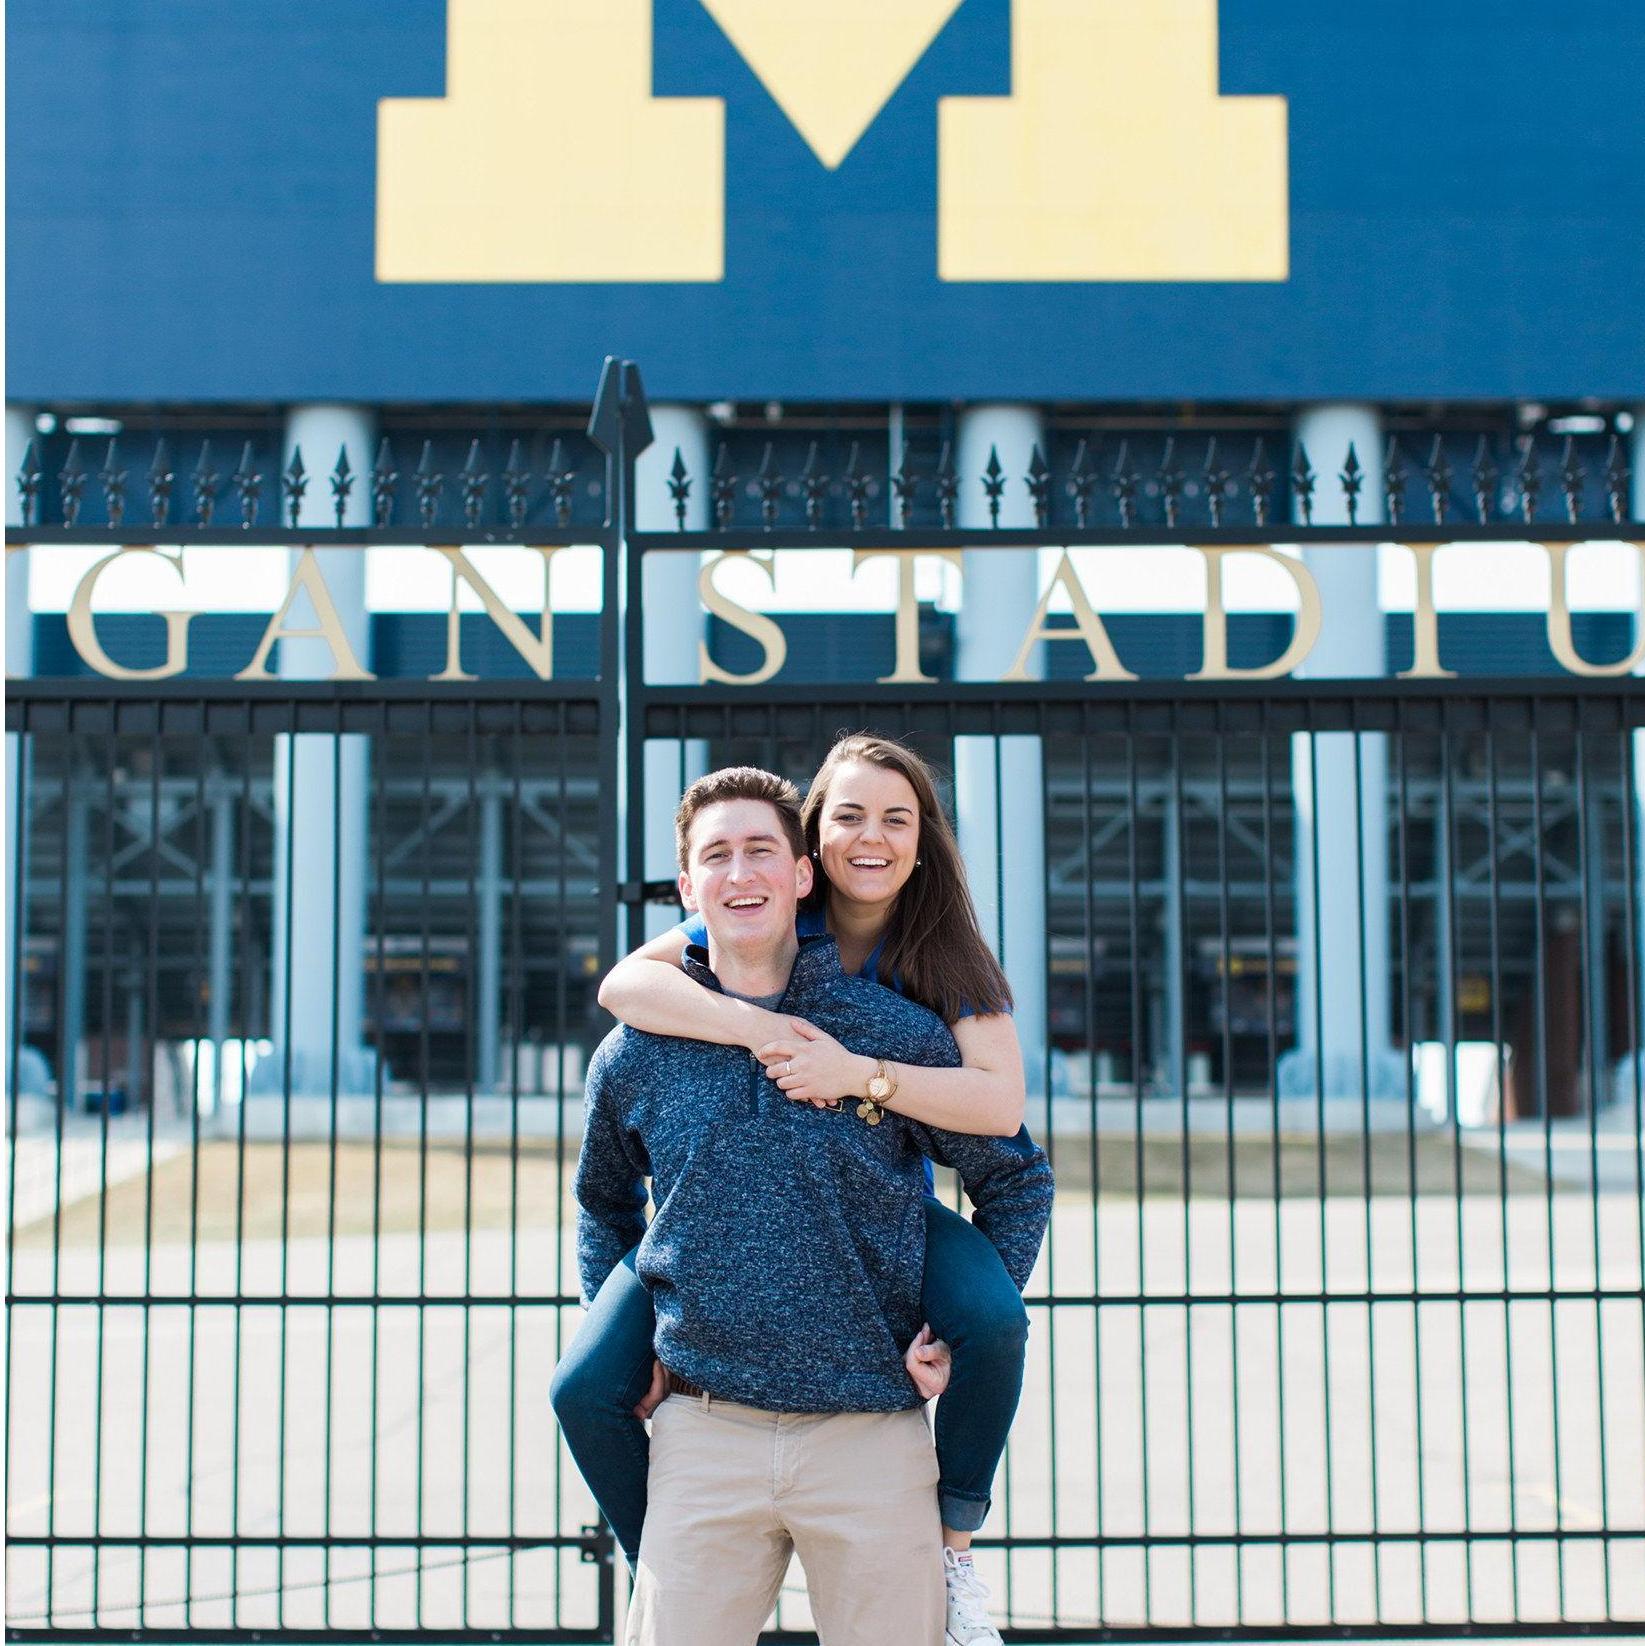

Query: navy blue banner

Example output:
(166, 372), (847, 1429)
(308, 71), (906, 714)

(7, 0), (1642, 402)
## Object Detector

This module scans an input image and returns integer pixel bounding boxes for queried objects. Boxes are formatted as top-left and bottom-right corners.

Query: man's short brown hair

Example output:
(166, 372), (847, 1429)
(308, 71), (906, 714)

(675, 767), (806, 870)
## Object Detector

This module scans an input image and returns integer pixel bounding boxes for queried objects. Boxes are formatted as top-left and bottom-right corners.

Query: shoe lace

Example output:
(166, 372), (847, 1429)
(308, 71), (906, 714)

(945, 1557), (994, 1630)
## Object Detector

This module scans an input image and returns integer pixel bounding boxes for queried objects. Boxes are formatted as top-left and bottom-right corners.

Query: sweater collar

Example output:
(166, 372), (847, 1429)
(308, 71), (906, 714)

(681, 931), (842, 1003)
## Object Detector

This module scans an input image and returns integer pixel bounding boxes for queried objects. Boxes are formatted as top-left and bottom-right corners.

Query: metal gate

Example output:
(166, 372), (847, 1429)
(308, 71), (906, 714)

(7, 363), (1645, 1638)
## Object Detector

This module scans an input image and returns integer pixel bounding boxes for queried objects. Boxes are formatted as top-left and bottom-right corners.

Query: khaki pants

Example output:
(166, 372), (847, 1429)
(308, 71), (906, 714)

(626, 1392), (943, 1646)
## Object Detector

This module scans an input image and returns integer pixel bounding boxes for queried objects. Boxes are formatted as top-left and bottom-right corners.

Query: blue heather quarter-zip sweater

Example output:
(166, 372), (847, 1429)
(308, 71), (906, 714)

(574, 935), (1054, 1414)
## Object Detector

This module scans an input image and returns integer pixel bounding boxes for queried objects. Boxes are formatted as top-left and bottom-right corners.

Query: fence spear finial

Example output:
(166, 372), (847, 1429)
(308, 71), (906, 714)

(460, 438), (488, 529)
(58, 439), (86, 529)
(1339, 441), (1362, 527)
(372, 437), (398, 526)
(800, 441), (828, 531)
(1027, 443), (1051, 528)
(1203, 438), (1228, 528)
(149, 438), (174, 528)
(1112, 440), (1138, 528)
(100, 438), (129, 529)
(843, 441), (870, 533)
(1246, 438), (1274, 528)
(503, 439), (530, 530)
(1604, 433), (1631, 525)
(1068, 438), (1096, 529)
(982, 445), (1006, 528)
(1383, 436), (1406, 526)
(330, 445), (355, 529)
(234, 440), (261, 528)
(1423, 436), (1452, 525)
(283, 446), (308, 528)
(1290, 441), (1314, 527)
(193, 440), (220, 527)
(1470, 435), (1497, 525)
(16, 436), (41, 528)
(667, 446), (691, 531)
(1559, 435), (1585, 524)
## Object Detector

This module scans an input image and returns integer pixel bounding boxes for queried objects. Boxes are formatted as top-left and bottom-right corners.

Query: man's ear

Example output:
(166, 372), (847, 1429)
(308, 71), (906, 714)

(678, 868), (699, 912)
(793, 851), (814, 901)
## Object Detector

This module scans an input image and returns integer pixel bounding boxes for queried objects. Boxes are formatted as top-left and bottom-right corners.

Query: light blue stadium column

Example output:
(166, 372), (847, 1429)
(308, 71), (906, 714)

(636, 406), (710, 939)
(1282, 405), (1400, 1104)
(6, 406), (44, 1098)
(954, 405), (1048, 1098)
(1628, 408), (1645, 1105)
(264, 404), (376, 1100)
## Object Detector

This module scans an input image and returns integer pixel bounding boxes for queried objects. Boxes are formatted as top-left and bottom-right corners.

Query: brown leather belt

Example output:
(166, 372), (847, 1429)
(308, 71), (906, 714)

(664, 1368), (710, 1401)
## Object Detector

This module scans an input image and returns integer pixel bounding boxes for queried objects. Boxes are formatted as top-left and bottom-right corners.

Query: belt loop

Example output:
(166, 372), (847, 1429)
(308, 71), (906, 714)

(700, 1389), (712, 1411)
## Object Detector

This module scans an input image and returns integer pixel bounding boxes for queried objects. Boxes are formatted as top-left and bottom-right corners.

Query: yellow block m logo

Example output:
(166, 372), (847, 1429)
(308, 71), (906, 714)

(376, 0), (1287, 285)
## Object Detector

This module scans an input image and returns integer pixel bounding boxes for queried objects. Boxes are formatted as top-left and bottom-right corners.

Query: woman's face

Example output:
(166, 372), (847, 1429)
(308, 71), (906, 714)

(815, 760), (922, 912)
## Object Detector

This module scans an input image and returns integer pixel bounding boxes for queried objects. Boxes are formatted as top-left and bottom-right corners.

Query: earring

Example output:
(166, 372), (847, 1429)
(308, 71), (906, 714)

(915, 858), (923, 866)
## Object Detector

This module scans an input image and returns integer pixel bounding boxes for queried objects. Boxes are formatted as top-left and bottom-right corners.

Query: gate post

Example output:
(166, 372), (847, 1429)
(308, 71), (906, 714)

(635, 405), (710, 936)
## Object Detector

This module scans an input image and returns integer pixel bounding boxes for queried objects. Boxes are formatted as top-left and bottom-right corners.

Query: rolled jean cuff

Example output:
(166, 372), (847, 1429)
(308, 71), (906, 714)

(938, 1488), (990, 1533)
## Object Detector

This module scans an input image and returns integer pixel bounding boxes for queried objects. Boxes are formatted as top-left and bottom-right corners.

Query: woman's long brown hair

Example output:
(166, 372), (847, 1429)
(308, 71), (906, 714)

(800, 733), (1013, 1023)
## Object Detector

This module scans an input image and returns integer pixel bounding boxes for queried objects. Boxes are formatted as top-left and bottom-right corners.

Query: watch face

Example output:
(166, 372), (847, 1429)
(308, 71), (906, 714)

(867, 1075), (890, 1101)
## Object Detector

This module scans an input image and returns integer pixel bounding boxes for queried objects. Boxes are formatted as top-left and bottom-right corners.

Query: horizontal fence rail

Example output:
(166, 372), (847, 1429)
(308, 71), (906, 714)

(7, 361), (1645, 1642)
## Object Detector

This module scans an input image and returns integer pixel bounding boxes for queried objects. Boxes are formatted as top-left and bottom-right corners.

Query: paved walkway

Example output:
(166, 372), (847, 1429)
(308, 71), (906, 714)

(7, 1129), (1644, 1635)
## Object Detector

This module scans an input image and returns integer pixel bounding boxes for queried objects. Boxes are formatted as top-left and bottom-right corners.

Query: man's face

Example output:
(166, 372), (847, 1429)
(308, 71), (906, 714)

(679, 798), (813, 957)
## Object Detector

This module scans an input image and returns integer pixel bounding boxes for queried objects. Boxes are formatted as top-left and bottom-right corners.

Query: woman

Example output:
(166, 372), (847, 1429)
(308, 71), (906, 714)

(552, 733), (1036, 1641)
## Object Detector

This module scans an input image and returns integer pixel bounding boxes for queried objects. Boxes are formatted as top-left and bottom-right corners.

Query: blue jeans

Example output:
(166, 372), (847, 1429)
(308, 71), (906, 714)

(549, 1197), (1029, 1565)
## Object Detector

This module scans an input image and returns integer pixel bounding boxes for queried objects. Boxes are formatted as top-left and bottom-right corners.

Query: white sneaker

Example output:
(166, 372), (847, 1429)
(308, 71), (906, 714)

(943, 1547), (1002, 1646)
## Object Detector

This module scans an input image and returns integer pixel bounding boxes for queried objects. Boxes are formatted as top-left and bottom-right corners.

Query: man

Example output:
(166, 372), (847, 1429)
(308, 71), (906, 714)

(574, 766), (1053, 1646)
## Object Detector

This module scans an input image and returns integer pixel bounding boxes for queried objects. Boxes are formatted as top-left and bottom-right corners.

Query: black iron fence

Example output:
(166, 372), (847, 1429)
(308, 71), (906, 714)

(7, 363), (1644, 1639)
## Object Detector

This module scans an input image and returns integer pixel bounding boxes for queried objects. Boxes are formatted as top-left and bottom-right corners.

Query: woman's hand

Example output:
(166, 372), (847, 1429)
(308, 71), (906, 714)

(633, 1357), (668, 1420)
(738, 1005), (798, 1056)
(757, 1020), (874, 1109)
(904, 1325), (951, 1400)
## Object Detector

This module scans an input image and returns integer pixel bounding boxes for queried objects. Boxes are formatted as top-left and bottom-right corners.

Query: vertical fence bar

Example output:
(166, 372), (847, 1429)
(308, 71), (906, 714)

(415, 703), (433, 1628)
(1125, 705), (1152, 1624)
(461, 704), (476, 1629)
(5, 709), (29, 1599)
(1484, 708), (1522, 1620)
(93, 730), (117, 1627)
(1039, 711), (1061, 1625)
(1528, 705), (1568, 1618)
(1352, 708), (1384, 1623)
(1394, 703), (1432, 1622)
(1260, 707), (1293, 1627)
(369, 702), (389, 1631)
(1305, 718), (1338, 1621)
(1571, 724), (1613, 1616)
(276, 706), (296, 1630)
(185, 732), (207, 1630)
(1215, 710), (1245, 1625)
(1169, 705), (1197, 1625)
(1439, 705), (1477, 1620)
(507, 703), (523, 1632)
(138, 714), (163, 1625)
(230, 713), (254, 1630)
(1079, 722), (1104, 1624)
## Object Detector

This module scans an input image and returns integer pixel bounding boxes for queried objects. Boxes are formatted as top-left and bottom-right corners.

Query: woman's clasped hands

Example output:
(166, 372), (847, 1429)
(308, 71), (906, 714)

(756, 1019), (875, 1110)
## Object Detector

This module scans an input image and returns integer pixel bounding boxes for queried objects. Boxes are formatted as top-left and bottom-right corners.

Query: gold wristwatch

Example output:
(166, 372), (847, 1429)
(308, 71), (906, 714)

(857, 1059), (898, 1127)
